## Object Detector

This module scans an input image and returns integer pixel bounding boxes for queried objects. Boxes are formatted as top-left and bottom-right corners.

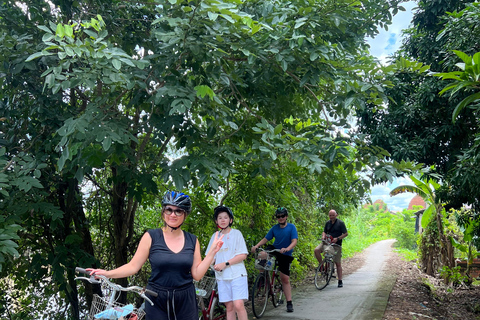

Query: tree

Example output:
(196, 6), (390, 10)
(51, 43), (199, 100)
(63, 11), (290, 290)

(1, 0), (408, 318)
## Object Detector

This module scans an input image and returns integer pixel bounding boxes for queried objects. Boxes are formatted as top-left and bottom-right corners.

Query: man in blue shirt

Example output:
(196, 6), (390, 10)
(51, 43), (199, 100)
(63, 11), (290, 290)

(251, 207), (298, 313)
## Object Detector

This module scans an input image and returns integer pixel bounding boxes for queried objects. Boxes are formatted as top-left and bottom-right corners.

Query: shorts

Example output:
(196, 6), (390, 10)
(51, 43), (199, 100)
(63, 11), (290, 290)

(217, 275), (248, 303)
(266, 245), (294, 276)
(145, 282), (197, 320)
(315, 242), (342, 263)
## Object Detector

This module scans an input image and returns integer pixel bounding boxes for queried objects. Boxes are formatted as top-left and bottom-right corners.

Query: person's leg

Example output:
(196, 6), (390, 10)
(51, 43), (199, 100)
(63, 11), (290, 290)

(232, 300), (248, 320)
(231, 276), (248, 320)
(218, 280), (235, 318)
(336, 261), (343, 280)
(279, 272), (292, 301)
(314, 243), (324, 264)
(224, 301), (235, 320)
(334, 247), (343, 287)
(276, 254), (294, 312)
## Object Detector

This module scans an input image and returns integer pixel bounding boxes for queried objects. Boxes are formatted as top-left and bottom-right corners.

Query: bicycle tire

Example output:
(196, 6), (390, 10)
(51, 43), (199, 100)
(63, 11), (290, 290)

(327, 260), (334, 283)
(209, 295), (226, 320)
(251, 272), (269, 318)
(271, 273), (284, 308)
(314, 260), (332, 290)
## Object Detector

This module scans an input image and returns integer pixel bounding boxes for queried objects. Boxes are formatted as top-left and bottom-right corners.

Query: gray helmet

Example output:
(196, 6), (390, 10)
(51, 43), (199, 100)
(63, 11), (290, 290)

(161, 191), (192, 215)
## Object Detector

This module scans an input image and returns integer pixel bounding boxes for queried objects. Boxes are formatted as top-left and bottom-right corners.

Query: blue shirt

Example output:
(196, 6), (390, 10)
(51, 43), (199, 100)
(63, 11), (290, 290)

(265, 223), (298, 256)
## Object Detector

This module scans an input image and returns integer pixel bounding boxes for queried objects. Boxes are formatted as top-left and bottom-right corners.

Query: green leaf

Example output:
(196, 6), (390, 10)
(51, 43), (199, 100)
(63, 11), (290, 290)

(274, 124), (283, 135)
(453, 50), (471, 65)
(102, 136), (112, 151)
(452, 92), (480, 123)
(65, 24), (74, 38)
(25, 52), (45, 62)
(420, 205), (434, 229)
(56, 24), (65, 38)
(208, 12), (219, 21)
(194, 85), (215, 100)
(38, 25), (53, 34)
(112, 59), (121, 70)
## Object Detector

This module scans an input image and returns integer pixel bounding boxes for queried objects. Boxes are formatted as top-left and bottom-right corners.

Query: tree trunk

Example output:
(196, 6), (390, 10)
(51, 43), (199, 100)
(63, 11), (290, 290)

(111, 165), (138, 304)
(58, 176), (98, 319)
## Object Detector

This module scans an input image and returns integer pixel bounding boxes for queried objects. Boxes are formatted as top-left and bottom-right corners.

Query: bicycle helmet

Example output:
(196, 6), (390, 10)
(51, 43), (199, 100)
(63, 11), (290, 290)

(161, 191), (192, 215)
(275, 207), (288, 216)
(213, 205), (234, 227)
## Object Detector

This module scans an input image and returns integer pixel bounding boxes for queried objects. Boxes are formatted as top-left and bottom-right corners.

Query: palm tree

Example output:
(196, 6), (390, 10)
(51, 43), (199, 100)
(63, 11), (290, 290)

(390, 176), (454, 275)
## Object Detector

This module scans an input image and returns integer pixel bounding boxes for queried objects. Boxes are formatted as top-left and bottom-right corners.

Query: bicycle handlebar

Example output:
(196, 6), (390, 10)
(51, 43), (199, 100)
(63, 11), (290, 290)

(75, 267), (158, 305)
(255, 248), (282, 253)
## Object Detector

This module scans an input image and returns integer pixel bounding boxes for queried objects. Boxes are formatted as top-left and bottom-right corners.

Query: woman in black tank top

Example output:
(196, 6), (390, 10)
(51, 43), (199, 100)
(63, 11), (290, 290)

(87, 191), (224, 320)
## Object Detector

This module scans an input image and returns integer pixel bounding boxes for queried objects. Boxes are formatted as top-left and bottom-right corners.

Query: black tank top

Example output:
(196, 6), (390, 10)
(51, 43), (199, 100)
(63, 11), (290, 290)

(147, 229), (197, 289)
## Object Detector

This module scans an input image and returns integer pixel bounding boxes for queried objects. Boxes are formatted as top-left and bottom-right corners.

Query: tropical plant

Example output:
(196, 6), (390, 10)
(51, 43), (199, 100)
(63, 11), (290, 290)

(390, 175), (454, 275)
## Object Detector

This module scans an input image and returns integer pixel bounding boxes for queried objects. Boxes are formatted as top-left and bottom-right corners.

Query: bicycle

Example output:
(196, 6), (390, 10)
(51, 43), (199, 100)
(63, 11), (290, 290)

(251, 249), (285, 319)
(314, 240), (340, 290)
(194, 270), (226, 320)
(75, 267), (158, 320)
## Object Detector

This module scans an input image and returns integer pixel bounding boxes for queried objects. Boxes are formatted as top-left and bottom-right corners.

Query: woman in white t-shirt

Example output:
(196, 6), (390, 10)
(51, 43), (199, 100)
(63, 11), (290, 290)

(206, 205), (248, 320)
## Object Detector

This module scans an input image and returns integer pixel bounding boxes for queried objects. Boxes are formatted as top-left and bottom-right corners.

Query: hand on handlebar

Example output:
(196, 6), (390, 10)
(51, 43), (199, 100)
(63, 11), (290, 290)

(86, 268), (108, 278)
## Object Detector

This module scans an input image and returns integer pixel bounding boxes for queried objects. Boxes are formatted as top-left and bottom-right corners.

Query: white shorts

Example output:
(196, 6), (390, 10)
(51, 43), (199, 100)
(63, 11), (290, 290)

(217, 276), (248, 303)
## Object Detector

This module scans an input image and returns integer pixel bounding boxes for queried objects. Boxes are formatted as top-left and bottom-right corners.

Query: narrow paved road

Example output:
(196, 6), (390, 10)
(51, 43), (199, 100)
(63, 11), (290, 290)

(255, 239), (397, 320)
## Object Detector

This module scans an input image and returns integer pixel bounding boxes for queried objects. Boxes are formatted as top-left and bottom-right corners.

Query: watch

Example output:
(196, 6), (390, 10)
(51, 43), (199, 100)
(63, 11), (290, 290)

(225, 261), (230, 266)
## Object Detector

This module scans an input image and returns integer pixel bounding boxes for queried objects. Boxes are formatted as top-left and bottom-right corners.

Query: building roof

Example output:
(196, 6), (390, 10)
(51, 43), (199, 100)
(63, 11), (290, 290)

(408, 195), (426, 210)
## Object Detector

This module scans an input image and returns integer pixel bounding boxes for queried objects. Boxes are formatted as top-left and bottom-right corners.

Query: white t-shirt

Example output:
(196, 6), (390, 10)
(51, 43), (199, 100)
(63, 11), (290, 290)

(206, 229), (248, 280)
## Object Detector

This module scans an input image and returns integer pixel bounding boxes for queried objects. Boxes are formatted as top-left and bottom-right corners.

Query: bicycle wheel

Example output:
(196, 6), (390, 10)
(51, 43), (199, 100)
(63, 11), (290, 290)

(271, 273), (284, 308)
(209, 294), (226, 320)
(314, 260), (332, 290)
(251, 272), (269, 318)
(326, 260), (334, 283)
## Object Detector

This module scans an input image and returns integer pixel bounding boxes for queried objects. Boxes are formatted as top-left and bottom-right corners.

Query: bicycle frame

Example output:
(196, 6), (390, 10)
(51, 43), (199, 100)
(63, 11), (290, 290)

(198, 286), (225, 320)
(251, 249), (284, 318)
(196, 273), (225, 320)
(75, 267), (157, 320)
(314, 241), (340, 290)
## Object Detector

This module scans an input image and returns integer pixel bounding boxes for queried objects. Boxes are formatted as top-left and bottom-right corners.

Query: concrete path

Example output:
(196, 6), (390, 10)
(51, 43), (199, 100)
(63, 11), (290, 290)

(255, 239), (397, 320)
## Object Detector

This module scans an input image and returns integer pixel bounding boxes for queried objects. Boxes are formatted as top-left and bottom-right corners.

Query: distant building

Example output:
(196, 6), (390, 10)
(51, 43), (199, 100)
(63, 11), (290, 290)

(408, 195), (426, 210)
(408, 195), (426, 234)
(363, 199), (389, 212)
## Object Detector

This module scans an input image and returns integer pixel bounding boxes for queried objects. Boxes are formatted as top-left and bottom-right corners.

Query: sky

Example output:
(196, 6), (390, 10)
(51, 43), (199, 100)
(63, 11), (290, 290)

(365, 1), (417, 212)
(367, 1), (417, 64)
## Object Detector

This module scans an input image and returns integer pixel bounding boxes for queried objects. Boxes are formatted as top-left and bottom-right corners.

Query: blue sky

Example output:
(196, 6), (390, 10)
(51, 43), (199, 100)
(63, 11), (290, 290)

(367, 1), (417, 64)
(366, 1), (417, 212)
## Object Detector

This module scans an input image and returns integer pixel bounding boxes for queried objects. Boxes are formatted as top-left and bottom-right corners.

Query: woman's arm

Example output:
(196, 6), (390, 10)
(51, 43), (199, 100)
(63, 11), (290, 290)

(214, 253), (247, 272)
(88, 232), (151, 278)
(191, 232), (224, 281)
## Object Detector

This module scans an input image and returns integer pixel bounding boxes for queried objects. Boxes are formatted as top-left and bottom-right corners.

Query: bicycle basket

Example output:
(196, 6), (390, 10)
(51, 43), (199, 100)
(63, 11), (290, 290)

(324, 245), (337, 256)
(254, 252), (276, 271)
(89, 294), (145, 320)
(194, 276), (216, 298)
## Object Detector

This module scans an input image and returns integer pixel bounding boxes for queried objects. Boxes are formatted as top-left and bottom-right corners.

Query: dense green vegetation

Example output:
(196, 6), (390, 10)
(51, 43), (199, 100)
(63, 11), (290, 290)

(2, 0), (480, 319)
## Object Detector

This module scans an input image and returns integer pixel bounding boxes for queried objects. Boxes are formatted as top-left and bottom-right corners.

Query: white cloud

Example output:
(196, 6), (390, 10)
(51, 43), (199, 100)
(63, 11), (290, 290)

(367, 1), (416, 63)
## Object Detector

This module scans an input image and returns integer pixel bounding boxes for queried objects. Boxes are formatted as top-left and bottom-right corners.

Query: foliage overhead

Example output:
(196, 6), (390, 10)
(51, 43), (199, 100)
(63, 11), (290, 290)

(1, 0), (409, 318)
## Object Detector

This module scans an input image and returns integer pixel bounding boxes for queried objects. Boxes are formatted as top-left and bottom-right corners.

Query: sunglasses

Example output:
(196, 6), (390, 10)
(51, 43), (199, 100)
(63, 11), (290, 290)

(164, 207), (185, 216)
(276, 214), (287, 219)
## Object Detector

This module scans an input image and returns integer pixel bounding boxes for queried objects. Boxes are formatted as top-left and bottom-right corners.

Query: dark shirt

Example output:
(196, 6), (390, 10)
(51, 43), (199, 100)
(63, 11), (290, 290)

(324, 219), (347, 246)
(147, 229), (197, 289)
